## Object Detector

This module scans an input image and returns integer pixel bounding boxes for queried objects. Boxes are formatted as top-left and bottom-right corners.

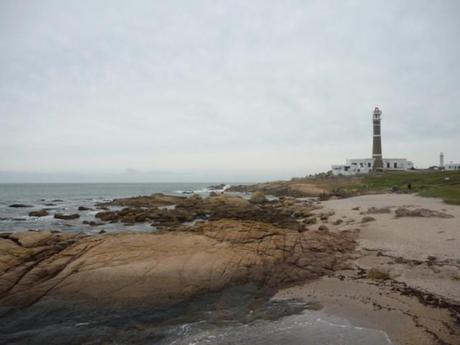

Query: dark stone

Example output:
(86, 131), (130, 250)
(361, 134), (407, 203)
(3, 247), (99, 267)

(54, 213), (80, 220)
(9, 204), (33, 208)
(29, 210), (49, 217)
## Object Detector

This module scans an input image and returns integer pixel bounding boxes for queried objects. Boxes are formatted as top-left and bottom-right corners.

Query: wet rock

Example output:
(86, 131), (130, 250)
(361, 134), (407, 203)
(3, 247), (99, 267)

(9, 204), (32, 208)
(95, 211), (119, 222)
(54, 213), (80, 220)
(82, 221), (105, 227)
(78, 206), (93, 211)
(28, 210), (49, 217)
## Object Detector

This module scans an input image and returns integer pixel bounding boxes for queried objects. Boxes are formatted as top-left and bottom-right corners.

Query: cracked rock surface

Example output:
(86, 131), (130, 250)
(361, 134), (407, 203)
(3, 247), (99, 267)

(0, 220), (355, 312)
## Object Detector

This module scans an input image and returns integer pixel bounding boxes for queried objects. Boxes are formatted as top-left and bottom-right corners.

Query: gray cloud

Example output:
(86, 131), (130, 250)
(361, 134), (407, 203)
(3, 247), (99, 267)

(0, 0), (459, 182)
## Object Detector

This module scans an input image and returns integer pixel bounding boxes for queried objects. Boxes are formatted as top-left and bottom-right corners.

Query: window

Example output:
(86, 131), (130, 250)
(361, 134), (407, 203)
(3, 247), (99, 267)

(386, 162), (390, 168)
(360, 163), (364, 167)
(368, 163), (371, 167)
(394, 162), (397, 168)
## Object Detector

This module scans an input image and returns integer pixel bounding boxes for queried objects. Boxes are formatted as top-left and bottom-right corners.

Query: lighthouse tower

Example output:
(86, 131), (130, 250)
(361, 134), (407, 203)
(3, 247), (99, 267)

(372, 107), (383, 170)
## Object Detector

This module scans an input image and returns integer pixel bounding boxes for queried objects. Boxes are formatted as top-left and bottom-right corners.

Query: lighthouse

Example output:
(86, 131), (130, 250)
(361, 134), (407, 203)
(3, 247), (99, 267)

(372, 106), (383, 170)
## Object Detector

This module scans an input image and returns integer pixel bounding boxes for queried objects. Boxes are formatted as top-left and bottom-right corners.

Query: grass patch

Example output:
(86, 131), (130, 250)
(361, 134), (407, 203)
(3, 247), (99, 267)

(367, 267), (390, 281)
(418, 185), (460, 205)
(301, 170), (460, 204)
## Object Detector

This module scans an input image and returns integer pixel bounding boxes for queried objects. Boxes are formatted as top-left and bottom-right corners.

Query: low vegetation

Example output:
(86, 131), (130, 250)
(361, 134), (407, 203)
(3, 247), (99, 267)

(303, 170), (460, 205)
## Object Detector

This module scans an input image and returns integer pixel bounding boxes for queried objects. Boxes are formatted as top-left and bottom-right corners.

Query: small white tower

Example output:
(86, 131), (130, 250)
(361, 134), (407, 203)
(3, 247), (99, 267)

(440, 152), (444, 168)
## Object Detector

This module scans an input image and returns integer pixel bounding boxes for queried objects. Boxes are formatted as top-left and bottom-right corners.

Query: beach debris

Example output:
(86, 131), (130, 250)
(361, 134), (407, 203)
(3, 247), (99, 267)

(394, 207), (453, 218)
(367, 267), (390, 280)
(365, 206), (392, 214)
(361, 216), (376, 223)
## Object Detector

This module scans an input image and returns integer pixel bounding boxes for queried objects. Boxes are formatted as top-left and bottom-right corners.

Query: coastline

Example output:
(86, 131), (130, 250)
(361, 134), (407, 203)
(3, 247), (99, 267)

(276, 194), (460, 345)
(0, 190), (459, 344)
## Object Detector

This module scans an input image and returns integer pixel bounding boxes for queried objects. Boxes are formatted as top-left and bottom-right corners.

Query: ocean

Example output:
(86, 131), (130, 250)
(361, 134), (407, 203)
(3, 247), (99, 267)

(0, 182), (227, 233)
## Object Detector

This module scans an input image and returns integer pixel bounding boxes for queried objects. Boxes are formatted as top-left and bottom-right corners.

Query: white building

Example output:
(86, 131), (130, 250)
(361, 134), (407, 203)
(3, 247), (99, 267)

(332, 158), (414, 176)
(445, 163), (460, 171)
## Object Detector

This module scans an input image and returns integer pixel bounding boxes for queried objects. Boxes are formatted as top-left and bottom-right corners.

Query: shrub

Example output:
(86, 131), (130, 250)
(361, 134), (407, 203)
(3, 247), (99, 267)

(249, 191), (266, 204)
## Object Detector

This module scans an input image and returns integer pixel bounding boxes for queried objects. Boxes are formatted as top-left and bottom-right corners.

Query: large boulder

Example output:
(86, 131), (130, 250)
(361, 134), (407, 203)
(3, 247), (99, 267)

(0, 220), (355, 310)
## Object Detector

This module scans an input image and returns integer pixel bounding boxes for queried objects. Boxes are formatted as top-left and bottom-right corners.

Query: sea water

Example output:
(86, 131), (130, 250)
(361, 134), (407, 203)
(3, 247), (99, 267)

(0, 182), (228, 233)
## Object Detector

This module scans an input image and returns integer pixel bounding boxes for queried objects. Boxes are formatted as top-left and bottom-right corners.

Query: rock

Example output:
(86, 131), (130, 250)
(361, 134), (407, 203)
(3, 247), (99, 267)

(207, 184), (226, 190)
(332, 219), (343, 225)
(9, 231), (53, 248)
(361, 216), (376, 223)
(78, 206), (93, 211)
(249, 191), (266, 204)
(99, 230), (106, 234)
(366, 207), (391, 214)
(352, 207), (360, 211)
(318, 225), (329, 232)
(82, 221), (105, 227)
(208, 191), (218, 197)
(8, 204), (32, 208)
(0, 220), (355, 308)
(97, 193), (181, 208)
(54, 213), (80, 220)
(394, 207), (453, 218)
(28, 210), (49, 217)
(304, 217), (317, 225)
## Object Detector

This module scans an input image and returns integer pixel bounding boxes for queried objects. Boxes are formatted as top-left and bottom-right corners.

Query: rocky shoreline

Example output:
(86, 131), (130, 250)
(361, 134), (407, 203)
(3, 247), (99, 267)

(1, 192), (459, 344)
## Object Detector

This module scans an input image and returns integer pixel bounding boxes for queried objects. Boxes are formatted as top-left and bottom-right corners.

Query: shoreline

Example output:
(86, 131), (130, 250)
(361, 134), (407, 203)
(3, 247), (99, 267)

(0, 192), (459, 344)
(276, 194), (460, 345)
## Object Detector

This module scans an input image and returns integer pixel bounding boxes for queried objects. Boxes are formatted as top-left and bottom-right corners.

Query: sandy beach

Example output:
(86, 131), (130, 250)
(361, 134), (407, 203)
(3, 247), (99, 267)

(276, 194), (460, 345)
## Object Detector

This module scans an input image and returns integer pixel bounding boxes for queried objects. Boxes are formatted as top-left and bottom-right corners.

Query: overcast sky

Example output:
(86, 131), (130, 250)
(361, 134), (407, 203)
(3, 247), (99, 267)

(1, 0), (459, 182)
